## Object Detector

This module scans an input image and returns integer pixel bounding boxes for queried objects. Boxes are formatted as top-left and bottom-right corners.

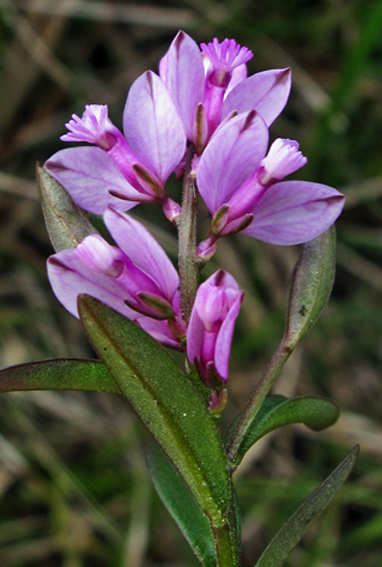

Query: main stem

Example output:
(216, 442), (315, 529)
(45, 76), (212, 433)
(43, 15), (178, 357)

(213, 520), (240, 567)
(178, 145), (200, 322)
(177, 146), (240, 566)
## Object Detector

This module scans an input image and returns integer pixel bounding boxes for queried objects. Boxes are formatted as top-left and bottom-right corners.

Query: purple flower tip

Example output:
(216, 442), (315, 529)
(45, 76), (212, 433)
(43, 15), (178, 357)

(201, 38), (253, 74)
(258, 138), (308, 185)
(60, 104), (119, 150)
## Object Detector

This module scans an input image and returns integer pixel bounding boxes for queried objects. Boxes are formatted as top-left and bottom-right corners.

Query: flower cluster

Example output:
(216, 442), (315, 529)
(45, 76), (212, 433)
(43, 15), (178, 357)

(45, 31), (344, 406)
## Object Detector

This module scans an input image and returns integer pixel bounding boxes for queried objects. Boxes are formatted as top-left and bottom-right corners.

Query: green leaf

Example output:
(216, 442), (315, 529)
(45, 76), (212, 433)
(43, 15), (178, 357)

(285, 226), (336, 347)
(227, 395), (340, 469)
(78, 295), (232, 529)
(254, 445), (359, 567)
(147, 442), (218, 567)
(38, 165), (97, 252)
(225, 228), (338, 469)
(0, 358), (119, 394)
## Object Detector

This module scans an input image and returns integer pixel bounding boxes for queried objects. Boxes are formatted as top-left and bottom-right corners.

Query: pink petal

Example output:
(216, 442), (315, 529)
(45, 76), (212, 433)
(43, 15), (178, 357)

(123, 71), (186, 185)
(197, 111), (268, 212)
(225, 63), (248, 96)
(205, 269), (239, 291)
(214, 293), (243, 381)
(47, 250), (139, 320)
(159, 31), (205, 141)
(244, 180), (345, 245)
(45, 147), (142, 215)
(223, 68), (291, 126)
(104, 207), (179, 300)
(137, 317), (182, 350)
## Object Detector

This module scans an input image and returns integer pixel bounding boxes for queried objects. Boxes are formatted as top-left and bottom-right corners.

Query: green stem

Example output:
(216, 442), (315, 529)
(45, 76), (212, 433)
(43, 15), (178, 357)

(211, 492), (241, 567)
(177, 145), (200, 322)
(213, 522), (240, 567)
(177, 147), (241, 565)
(225, 338), (294, 466)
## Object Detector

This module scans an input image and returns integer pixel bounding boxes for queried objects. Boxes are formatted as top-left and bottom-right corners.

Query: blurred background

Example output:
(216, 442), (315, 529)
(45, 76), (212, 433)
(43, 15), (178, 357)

(0, 0), (382, 566)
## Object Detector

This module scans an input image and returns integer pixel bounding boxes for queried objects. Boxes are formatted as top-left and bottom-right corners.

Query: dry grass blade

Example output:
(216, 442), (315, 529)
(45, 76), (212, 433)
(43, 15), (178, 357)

(342, 175), (382, 208)
(337, 242), (382, 291)
(14, 0), (195, 28)
(2, 5), (72, 90)
(0, 172), (38, 200)
(251, 33), (330, 113)
(0, 3), (70, 137)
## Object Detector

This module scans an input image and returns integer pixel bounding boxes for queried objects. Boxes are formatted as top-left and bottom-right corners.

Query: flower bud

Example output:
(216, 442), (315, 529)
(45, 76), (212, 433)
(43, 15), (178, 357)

(187, 270), (243, 389)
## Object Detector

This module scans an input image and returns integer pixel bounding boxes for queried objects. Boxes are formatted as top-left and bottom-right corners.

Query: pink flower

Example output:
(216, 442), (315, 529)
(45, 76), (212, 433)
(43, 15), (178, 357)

(61, 104), (122, 149)
(47, 206), (185, 350)
(196, 121), (345, 249)
(159, 31), (291, 151)
(187, 271), (243, 388)
(45, 73), (186, 216)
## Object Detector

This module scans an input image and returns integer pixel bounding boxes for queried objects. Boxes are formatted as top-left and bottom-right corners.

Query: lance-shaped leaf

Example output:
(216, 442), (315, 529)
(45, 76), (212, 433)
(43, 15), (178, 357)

(226, 395), (339, 469)
(0, 359), (119, 394)
(38, 165), (98, 252)
(78, 295), (232, 528)
(147, 441), (218, 567)
(285, 226), (336, 347)
(254, 445), (359, 567)
(225, 227), (338, 467)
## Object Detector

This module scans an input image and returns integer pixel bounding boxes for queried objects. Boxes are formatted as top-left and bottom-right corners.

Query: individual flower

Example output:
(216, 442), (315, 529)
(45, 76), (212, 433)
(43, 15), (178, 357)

(159, 30), (291, 150)
(196, 119), (345, 254)
(47, 206), (185, 349)
(45, 72), (186, 216)
(187, 270), (243, 391)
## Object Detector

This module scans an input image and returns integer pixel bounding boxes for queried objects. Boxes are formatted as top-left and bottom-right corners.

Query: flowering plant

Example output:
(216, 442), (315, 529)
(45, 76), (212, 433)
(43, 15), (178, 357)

(0, 31), (358, 567)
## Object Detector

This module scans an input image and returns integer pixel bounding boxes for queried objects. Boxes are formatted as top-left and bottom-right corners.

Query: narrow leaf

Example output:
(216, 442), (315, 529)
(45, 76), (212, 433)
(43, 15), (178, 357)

(227, 395), (339, 468)
(225, 228), (337, 468)
(147, 442), (218, 567)
(285, 226), (336, 346)
(254, 445), (359, 567)
(0, 358), (119, 394)
(38, 165), (98, 252)
(78, 295), (232, 528)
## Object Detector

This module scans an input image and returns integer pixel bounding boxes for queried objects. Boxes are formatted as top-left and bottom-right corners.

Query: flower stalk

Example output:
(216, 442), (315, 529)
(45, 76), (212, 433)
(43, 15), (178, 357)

(177, 145), (201, 322)
(225, 338), (293, 467)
